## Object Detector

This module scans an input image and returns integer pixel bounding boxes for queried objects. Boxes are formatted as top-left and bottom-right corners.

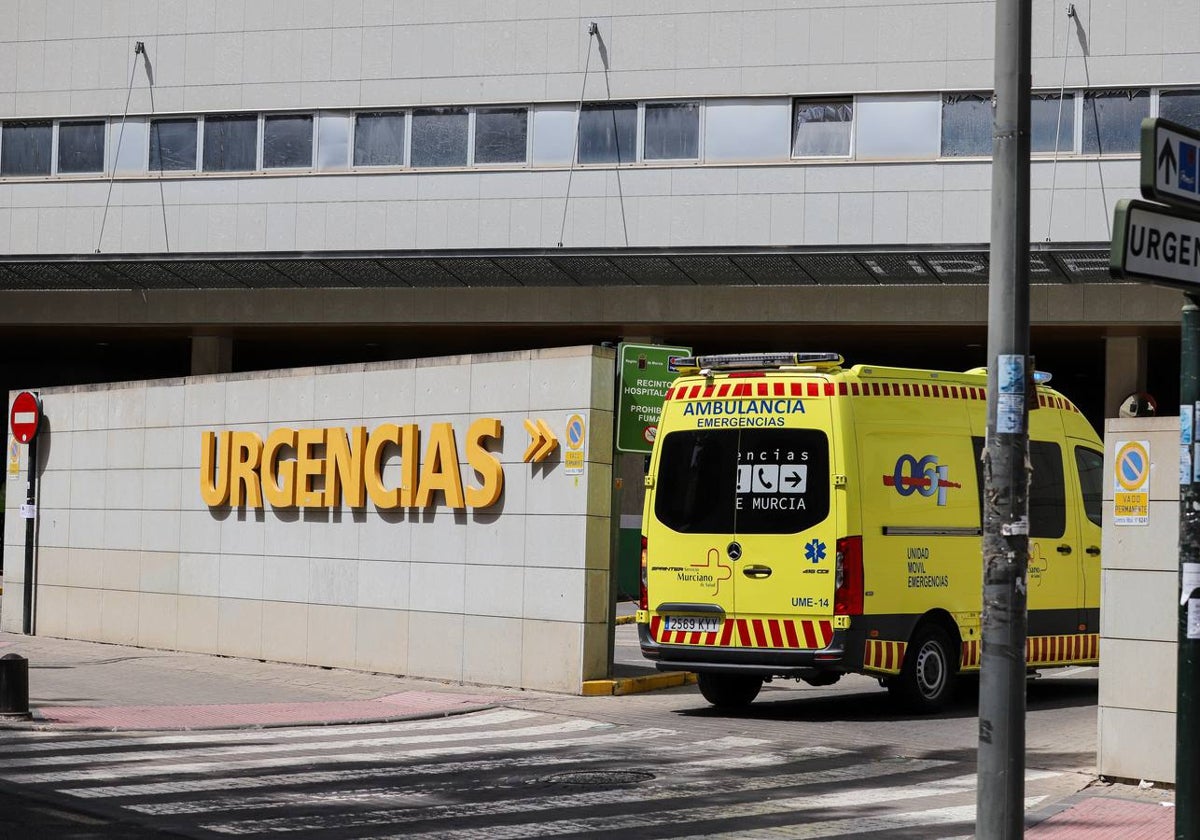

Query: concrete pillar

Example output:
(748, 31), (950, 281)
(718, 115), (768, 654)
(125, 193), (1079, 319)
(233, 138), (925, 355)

(191, 335), (233, 375)
(1104, 334), (1148, 419)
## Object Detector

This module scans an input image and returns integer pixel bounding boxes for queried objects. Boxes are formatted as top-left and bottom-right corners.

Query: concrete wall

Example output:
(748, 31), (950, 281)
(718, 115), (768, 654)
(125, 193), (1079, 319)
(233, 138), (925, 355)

(2, 345), (615, 693)
(0, 0), (1171, 255)
(1098, 416), (1179, 784)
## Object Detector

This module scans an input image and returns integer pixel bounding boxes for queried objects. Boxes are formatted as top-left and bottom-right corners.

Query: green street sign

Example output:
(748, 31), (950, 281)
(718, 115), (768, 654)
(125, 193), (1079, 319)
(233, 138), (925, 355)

(616, 343), (690, 453)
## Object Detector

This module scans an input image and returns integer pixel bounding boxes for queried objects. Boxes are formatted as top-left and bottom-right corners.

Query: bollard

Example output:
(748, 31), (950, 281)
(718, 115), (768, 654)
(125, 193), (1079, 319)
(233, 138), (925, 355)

(0, 653), (31, 720)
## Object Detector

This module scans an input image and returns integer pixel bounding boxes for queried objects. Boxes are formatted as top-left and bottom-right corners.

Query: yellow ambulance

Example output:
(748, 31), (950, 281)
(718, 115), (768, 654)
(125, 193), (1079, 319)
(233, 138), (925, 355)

(636, 352), (1103, 712)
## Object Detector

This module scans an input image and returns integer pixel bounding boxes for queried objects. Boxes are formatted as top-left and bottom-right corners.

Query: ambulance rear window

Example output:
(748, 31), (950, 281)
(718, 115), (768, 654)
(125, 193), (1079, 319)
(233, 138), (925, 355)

(654, 428), (830, 534)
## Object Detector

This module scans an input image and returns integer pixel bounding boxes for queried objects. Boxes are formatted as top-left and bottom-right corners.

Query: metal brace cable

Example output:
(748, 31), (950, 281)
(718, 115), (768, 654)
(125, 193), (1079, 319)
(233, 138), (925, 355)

(557, 23), (598, 248)
(96, 41), (144, 253)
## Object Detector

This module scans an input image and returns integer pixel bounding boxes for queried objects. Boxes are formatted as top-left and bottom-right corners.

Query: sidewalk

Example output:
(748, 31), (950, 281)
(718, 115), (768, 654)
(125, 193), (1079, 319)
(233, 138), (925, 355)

(0, 631), (529, 731)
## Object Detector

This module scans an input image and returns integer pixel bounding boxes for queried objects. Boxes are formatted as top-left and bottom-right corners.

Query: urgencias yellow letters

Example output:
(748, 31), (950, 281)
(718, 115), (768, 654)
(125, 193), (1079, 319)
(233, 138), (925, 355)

(199, 420), (504, 510)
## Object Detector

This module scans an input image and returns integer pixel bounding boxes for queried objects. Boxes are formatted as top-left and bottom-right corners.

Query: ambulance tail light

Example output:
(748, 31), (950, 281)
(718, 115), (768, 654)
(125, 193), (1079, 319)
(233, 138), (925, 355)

(639, 536), (649, 611)
(834, 536), (864, 616)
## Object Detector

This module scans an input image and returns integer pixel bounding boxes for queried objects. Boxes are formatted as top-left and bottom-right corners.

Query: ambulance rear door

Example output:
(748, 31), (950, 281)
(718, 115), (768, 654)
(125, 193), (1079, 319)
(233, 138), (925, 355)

(729, 399), (837, 646)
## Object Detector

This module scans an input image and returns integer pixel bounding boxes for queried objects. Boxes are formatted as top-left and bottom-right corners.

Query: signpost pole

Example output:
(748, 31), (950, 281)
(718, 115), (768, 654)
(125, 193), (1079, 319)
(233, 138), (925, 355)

(1179, 295), (1200, 838)
(977, 0), (1031, 834)
(21, 430), (36, 636)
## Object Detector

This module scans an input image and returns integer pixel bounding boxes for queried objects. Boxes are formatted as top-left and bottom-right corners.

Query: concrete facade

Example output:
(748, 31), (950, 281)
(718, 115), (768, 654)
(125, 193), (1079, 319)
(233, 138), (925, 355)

(3, 345), (616, 693)
(1098, 416), (1180, 784)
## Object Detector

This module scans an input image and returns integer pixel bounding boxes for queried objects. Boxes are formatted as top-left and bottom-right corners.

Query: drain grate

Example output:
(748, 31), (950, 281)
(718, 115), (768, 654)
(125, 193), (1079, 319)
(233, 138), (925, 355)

(541, 769), (655, 786)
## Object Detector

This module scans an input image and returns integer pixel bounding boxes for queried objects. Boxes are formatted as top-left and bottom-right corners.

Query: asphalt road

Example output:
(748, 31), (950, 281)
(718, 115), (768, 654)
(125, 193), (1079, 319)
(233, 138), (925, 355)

(0, 622), (1100, 839)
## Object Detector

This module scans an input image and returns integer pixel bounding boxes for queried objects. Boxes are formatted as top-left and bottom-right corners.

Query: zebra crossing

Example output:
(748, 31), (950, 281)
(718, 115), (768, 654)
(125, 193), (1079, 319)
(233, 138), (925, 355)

(0, 708), (1058, 838)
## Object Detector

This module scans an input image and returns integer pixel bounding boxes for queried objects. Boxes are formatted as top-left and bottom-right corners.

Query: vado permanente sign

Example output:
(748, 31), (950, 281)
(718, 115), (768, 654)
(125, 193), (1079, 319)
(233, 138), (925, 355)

(199, 419), (504, 510)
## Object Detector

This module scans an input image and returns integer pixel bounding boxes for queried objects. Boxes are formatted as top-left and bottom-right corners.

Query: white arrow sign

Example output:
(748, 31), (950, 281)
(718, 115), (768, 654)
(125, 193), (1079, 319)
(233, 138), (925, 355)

(1141, 118), (1200, 211)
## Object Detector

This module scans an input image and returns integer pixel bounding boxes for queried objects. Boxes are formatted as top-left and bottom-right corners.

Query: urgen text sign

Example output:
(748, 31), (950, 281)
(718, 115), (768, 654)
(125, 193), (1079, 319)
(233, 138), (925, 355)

(200, 419), (503, 510)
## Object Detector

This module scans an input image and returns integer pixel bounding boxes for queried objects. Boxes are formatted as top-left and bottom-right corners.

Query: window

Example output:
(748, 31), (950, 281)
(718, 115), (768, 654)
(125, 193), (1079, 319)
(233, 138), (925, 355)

(1083, 89), (1148, 154)
(792, 98), (852, 157)
(704, 98), (791, 162)
(202, 114), (258, 172)
(410, 107), (468, 168)
(57, 121), (105, 173)
(531, 106), (576, 165)
(1, 121), (52, 176)
(1032, 93), (1074, 153)
(645, 102), (700, 160)
(1074, 446), (1103, 527)
(578, 102), (636, 164)
(353, 112), (406, 166)
(263, 114), (313, 169)
(1029, 441), (1066, 538)
(654, 428), (830, 535)
(941, 93), (991, 157)
(1160, 89), (1200, 131)
(857, 95), (941, 160)
(111, 118), (148, 173)
(316, 113), (350, 169)
(474, 108), (528, 164)
(150, 118), (198, 171)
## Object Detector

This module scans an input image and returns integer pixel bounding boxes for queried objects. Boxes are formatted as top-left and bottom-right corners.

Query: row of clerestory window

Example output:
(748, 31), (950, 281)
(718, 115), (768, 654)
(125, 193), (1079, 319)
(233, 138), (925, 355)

(0, 89), (1196, 179)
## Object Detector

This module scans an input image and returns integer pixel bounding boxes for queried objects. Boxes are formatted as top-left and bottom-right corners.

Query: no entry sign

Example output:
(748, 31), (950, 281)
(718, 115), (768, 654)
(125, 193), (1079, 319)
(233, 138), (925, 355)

(9, 391), (41, 444)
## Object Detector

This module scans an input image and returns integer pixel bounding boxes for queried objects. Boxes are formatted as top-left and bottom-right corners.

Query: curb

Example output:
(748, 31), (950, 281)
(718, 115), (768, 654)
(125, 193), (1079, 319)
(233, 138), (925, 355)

(581, 672), (696, 696)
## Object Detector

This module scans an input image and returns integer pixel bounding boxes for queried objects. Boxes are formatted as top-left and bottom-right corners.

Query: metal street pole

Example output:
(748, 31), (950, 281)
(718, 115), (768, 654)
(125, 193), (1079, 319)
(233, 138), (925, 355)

(976, 0), (1032, 835)
(1178, 295), (1200, 839)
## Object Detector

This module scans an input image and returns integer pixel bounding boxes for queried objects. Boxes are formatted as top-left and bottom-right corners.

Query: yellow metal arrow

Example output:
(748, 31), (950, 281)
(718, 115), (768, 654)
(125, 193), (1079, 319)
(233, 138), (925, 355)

(523, 418), (558, 463)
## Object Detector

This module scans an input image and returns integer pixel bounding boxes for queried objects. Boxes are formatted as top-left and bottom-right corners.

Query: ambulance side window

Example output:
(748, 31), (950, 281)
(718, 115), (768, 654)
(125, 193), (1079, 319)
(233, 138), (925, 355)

(1073, 446), (1103, 527)
(1028, 442), (1066, 538)
(970, 437), (1066, 538)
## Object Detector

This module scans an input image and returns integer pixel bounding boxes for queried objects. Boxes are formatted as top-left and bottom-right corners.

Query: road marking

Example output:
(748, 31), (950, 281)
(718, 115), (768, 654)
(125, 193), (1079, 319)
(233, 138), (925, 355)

(343, 776), (1055, 840)
(0, 708), (538, 754)
(0, 717), (609, 770)
(14, 727), (677, 785)
(200, 758), (960, 835)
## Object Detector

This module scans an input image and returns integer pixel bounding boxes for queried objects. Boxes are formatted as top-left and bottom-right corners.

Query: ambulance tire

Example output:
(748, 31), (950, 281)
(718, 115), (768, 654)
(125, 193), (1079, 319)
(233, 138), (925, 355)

(889, 625), (957, 714)
(696, 673), (763, 709)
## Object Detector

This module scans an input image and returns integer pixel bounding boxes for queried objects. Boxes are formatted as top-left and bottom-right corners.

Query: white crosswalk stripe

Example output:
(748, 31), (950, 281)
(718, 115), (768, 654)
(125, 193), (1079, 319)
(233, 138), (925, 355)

(0, 709), (1064, 839)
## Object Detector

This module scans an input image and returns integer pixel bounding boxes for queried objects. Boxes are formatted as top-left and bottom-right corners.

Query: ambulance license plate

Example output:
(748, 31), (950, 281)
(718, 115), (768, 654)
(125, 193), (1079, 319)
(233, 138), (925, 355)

(663, 616), (721, 633)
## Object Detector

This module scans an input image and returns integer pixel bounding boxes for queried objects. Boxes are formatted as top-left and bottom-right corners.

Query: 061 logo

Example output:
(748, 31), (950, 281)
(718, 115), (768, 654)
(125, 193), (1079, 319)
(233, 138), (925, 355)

(883, 454), (961, 506)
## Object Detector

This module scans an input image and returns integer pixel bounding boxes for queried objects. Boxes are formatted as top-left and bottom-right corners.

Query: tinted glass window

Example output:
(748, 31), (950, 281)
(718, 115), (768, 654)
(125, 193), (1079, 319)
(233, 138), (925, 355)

(1074, 446), (1103, 527)
(263, 114), (313, 168)
(1083, 90), (1148, 154)
(792, 98), (852, 157)
(941, 93), (991, 157)
(57, 121), (105, 173)
(972, 438), (1065, 538)
(411, 107), (468, 167)
(1161, 90), (1200, 131)
(474, 108), (528, 164)
(150, 118), (198, 171)
(1, 121), (52, 176)
(578, 102), (636, 164)
(654, 429), (830, 535)
(202, 114), (258, 172)
(354, 112), (405, 166)
(1032, 93), (1073, 153)
(645, 102), (699, 160)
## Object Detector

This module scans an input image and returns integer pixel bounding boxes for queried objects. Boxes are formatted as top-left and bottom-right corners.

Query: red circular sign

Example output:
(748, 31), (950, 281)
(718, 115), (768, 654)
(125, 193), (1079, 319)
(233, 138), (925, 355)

(9, 391), (40, 444)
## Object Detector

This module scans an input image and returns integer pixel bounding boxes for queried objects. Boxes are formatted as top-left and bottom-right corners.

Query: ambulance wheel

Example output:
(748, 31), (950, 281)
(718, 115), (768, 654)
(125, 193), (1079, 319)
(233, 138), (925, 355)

(889, 625), (956, 713)
(697, 673), (763, 709)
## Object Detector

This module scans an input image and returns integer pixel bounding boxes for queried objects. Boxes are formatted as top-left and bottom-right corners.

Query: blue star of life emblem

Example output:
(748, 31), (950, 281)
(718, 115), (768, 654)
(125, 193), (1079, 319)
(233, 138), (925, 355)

(804, 539), (826, 564)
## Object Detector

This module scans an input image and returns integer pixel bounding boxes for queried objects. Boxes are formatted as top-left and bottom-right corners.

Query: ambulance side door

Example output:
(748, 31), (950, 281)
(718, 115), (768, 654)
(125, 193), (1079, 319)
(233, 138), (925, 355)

(1067, 440), (1103, 633)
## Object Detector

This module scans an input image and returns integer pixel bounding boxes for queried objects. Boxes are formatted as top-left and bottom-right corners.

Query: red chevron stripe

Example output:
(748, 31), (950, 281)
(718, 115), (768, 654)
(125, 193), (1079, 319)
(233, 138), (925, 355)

(784, 621), (800, 648)
(752, 620), (768, 647)
(719, 621), (733, 646)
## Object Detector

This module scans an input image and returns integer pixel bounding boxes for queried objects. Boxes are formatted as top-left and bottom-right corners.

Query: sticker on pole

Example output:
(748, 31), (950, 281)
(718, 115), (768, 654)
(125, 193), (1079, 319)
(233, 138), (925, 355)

(1113, 439), (1150, 526)
(7, 434), (18, 477)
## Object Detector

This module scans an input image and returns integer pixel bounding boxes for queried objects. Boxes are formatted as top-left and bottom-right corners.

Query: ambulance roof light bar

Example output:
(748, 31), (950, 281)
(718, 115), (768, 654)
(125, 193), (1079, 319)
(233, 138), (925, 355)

(674, 352), (844, 373)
